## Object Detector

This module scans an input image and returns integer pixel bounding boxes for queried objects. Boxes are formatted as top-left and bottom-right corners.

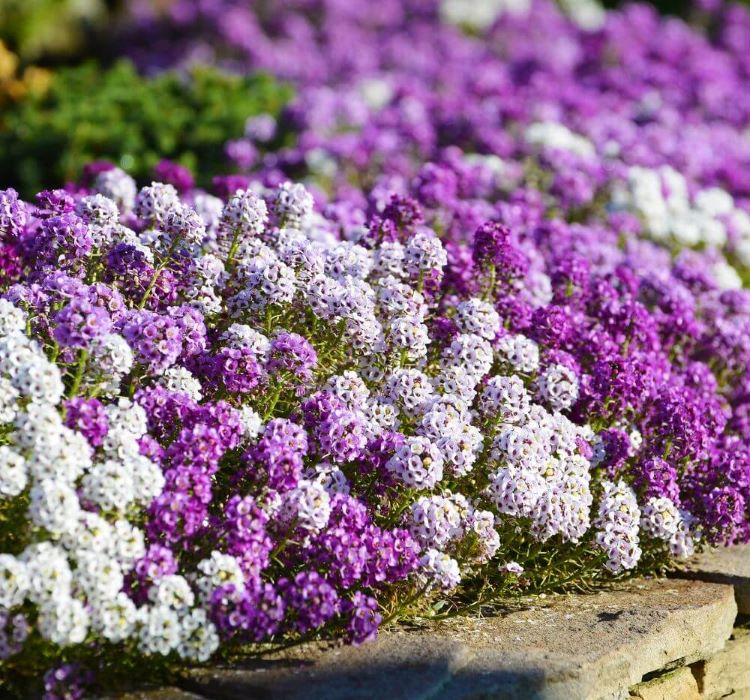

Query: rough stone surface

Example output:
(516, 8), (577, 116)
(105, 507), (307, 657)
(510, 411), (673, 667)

(697, 627), (750, 700)
(680, 545), (750, 615)
(183, 636), (471, 700)
(629, 667), (700, 700)
(102, 689), (206, 700)
(181, 579), (736, 700)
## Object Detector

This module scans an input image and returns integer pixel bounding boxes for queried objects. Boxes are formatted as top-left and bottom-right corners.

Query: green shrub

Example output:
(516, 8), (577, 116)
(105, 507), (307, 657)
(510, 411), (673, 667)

(0, 60), (293, 196)
(0, 0), (108, 61)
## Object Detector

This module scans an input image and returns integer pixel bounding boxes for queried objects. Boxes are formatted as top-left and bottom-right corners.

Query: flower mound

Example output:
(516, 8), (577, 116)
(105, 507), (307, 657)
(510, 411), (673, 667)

(5, 1), (750, 695)
(0, 165), (745, 692)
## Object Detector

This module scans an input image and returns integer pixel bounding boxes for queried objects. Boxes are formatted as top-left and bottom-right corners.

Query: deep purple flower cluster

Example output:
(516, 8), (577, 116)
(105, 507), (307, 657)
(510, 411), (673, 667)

(243, 418), (308, 492)
(53, 296), (113, 348)
(63, 397), (109, 447)
(266, 332), (318, 382)
(121, 310), (184, 372)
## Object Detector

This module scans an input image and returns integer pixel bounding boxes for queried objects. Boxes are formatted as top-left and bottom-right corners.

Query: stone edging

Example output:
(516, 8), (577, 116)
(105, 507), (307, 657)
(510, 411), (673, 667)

(109, 545), (750, 700)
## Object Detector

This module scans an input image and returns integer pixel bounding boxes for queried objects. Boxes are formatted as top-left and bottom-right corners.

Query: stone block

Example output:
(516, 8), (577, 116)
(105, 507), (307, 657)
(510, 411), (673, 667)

(181, 578), (736, 700)
(680, 545), (750, 615)
(697, 627), (750, 700)
(629, 667), (699, 700)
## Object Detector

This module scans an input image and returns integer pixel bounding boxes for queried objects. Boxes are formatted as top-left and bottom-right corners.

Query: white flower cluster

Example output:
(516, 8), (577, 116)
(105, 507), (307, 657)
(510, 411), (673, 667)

(496, 333), (540, 374)
(525, 122), (596, 159)
(409, 492), (499, 585)
(417, 548), (462, 591)
(419, 396), (483, 477)
(594, 480), (642, 574)
(280, 479), (333, 532)
(160, 366), (203, 401)
(94, 167), (137, 214)
(640, 496), (698, 558)
(386, 436), (445, 490)
(0, 303), (217, 662)
(615, 166), (749, 285)
(440, 0), (530, 30)
(85, 333), (134, 395)
(135, 182), (181, 228)
(485, 397), (593, 544)
(536, 363), (579, 412)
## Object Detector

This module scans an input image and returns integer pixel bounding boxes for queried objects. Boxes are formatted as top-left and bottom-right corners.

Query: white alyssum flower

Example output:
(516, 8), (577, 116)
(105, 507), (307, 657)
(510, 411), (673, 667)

(410, 495), (465, 548)
(160, 366), (203, 401)
(221, 324), (270, 359)
(281, 479), (332, 532)
(21, 543), (72, 605)
(594, 480), (642, 574)
(195, 552), (246, 604)
(386, 436), (444, 490)
(417, 548), (461, 591)
(94, 167), (137, 213)
(305, 462), (350, 495)
(135, 182), (180, 227)
(73, 551), (124, 603)
(137, 605), (182, 656)
(38, 596), (89, 646)
(525, 122), (596, 158)
(442, 333), (494, 381)
(81, 460), (135, 512)
(496, 334), (540, 374)
(61, 512), (114, 556)
(27, 425), (92, 484)
(0, 375), (19, 424)
(479, 374), (531, 424)
(0, 446), (27, 497)
(404, 231), (447, 276)
(87, 333), (134, 394)
(440, 0), (529, 30)
(640, 497), (680, 541)
(110, 519), (146, 570)
(91, 591), (137, 643)
(12, 356), (64, 405)
(536, 363), (579, 411)
(149, 575), (195, 611)
(238, 405), (264, 441)
(455, 298), (500, 340)
(177, 608), (220, 662)
(28, 479), (81, 535)
(383, 368), (435, 418)
(325, 371), (371, 408)
(0, 299), (27, 337)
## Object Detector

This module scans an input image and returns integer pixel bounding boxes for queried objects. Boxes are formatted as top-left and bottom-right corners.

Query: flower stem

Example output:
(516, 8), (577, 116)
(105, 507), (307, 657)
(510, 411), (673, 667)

(67, 349), (89, 398)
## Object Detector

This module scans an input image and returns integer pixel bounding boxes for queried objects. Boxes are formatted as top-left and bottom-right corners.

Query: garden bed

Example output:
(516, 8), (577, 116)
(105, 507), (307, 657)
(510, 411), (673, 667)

(4, 2), (750, 697)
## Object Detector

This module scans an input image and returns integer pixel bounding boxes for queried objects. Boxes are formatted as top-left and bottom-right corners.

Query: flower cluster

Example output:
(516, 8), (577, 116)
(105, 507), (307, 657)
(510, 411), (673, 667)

(0, 157), (746, 691)
(119, 1), (750, 281)
(4, 0), (750, 694)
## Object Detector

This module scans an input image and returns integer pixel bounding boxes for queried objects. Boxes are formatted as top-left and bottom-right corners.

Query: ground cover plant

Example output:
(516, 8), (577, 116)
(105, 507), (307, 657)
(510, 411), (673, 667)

(0, 161), (747, 695)
(2, 0), (750, 697)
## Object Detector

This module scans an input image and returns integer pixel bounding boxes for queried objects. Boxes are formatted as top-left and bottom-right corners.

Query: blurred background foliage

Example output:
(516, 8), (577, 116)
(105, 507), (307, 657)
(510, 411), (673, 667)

(0, 40), (51, 105)
(0, 0), (742, 194)
(0, 60), (292, 196)
(0, 0), (293, 196)
(0, 0), (112, 63)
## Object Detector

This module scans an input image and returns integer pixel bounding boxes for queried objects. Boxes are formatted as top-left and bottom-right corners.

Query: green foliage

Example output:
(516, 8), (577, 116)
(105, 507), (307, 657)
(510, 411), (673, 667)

(0, 60), (293, 197)
(0, 0), (108, 61)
